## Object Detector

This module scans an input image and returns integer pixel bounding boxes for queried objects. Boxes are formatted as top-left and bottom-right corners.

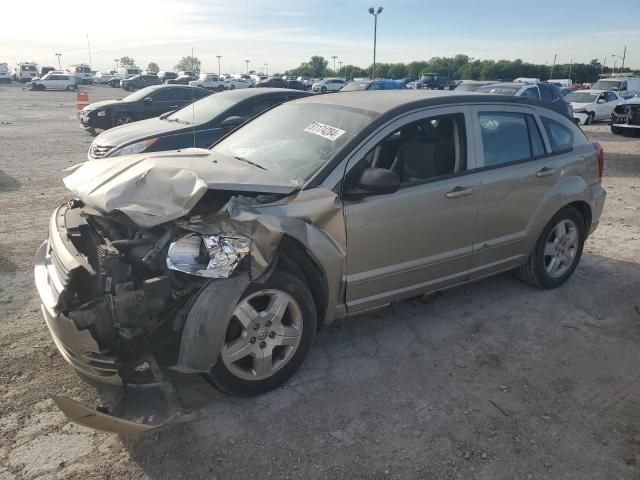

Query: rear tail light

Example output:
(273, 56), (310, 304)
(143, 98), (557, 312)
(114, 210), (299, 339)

(592, 142), (604, 179)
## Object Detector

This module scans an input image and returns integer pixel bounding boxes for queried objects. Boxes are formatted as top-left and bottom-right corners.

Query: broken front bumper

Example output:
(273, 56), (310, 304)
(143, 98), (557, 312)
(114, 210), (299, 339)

(34, 206), (192, 433)
(573, 112), (590, 125)
(34, 208), (122, 385)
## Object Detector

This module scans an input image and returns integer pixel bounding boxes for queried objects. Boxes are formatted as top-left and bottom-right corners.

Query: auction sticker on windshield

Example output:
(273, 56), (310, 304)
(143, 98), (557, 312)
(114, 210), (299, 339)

(304, 122), (346, 142)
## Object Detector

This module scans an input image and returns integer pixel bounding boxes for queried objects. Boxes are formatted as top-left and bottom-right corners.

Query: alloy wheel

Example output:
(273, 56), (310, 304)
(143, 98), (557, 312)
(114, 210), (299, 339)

(221, 289), (303, 381)
(543, 219), (579, 278)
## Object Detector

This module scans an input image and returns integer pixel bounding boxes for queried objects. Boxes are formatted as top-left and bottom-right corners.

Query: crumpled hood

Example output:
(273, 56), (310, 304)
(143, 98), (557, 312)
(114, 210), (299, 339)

(621, 96), (640, 105)
(63, 149), (300, 227)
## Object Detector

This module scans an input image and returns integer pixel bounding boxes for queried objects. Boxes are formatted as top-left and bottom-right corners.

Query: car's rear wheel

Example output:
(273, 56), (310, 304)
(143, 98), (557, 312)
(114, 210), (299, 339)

(112, 114), (134, 127)
(229, 84), (235, 90)
(66, 85), (74, 91)
(517, 206), (585, 289)
(320, 86), (327, 93)
(218, 85), (224, 92)
(205, 271), (317, 396)
(611, 125), (624, 135)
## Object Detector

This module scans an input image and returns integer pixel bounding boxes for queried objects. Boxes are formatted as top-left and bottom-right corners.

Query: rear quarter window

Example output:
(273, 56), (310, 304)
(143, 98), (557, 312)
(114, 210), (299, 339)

(541, 117), (573, 153)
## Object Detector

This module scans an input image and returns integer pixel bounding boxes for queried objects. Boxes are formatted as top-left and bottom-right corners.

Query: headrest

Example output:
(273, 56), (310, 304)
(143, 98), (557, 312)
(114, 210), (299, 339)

(400, 142), (437, 179)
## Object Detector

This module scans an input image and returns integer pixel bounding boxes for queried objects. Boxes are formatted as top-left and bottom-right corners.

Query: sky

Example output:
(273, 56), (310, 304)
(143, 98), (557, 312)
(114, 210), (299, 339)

(2, 0), (639, 75)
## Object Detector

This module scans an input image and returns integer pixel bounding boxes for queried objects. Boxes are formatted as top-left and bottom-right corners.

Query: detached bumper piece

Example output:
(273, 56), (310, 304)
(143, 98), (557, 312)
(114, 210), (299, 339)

(52, 357), (198, 435)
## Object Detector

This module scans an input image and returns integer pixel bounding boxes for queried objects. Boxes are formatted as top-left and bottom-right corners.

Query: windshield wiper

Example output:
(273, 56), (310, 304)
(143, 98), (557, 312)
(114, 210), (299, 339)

(233, 156), (267, 171)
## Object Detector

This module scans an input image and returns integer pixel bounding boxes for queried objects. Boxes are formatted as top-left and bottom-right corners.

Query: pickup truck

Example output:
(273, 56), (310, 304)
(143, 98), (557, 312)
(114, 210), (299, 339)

(189, 73), (225, 91)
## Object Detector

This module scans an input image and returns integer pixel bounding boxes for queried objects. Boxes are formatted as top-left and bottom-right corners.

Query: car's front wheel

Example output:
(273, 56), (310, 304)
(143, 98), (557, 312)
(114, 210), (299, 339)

(611, 125), (624, 135)
(205, 271), (317, 396)
(112, 113), (134, 127)
(517, 206), (585, 289)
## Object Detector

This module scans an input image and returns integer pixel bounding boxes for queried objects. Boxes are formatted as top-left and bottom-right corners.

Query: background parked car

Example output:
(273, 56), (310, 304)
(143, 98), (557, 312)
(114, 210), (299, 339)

(29, 72), (78, 91)
(566, 90), (623, 125)
(190, 73), (225, 91)
(285, 80), (305, 90)
(167, 74), (197, 85)
(610, 93), (640, 135)
(312, 78), (347, 93)
(68, 64), (93, 84)
(78, 84), (210, 132)
(297, 76), (314, 89)
(475, 82), (573, 118)
(256, 77), (287, 88)
(340, 79), (405, 91)
(454, 80), (498, 91)
(225, 77), (254, 90)
(87, 88), (309, 159)
(94, 72), (115, 84)
(0, 63), (11, 83)
(157, 71), (177, 82)
(120, 74), (162, 91)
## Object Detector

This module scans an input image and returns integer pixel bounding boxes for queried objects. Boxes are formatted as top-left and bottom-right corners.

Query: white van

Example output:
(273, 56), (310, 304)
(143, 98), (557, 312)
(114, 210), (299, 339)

(14, 63), (38, 83)
(68, 64), (93, 84)
(117, 66), (142, 77)
(592, 76), (640, 99)
(0, 63), (11, 83)
(30, 72), (78, 91)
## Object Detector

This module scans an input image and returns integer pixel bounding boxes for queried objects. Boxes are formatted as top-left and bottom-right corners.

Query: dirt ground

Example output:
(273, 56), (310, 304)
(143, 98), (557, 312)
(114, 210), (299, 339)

(1, 82), (639, 480)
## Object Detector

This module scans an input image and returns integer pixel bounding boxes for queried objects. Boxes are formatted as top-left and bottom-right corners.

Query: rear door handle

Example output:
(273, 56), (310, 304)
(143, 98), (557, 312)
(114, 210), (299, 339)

(536, 167), (558, 177)
(169, 104), (179, 109)
(445, 186), (474, 198)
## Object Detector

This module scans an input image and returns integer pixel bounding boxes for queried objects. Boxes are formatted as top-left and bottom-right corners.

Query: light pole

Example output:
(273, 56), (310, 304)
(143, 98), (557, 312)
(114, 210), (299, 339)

(245, 59), (250, 74)
(368, 6), (383, 79)
(338, 61), (343, 76)
(55, 53), (62, 70)
(264, 63), (269, 76)
(331, 55), (338, 74)
(549, 53), (557, 80)
(114, 58), (119, 73)
(216, 55), (222, 76)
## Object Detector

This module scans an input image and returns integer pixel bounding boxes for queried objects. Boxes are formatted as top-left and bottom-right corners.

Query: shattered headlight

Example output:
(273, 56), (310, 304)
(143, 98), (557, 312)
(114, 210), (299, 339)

(110, 138), (158, 157)
(166, 233), (251, 278)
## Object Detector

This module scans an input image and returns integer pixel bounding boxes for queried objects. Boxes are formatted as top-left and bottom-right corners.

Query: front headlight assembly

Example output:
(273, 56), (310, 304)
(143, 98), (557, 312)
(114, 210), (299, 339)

(166, 233), (251, 278)
(110, 138), (158, 157)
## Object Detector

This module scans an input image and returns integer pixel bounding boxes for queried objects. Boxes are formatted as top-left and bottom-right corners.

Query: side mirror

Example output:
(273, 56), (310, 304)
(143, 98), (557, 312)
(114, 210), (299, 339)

(347, 168), (400, 197)
(597, 98), (606, 104)
(221, 116), (246, 129)
(143, 97), (153, 104)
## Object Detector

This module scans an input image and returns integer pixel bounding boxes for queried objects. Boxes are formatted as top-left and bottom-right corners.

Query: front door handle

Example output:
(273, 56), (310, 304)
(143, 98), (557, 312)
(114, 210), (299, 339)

(169, 104), (179, 109)
(536, 167), (558, 178)
(445, 186), (474, 198)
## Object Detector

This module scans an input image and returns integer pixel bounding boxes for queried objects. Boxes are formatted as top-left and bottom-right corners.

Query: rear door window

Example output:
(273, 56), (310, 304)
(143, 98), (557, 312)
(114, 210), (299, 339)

(478, 112), (547, 167)
(541, 117), (573, 154)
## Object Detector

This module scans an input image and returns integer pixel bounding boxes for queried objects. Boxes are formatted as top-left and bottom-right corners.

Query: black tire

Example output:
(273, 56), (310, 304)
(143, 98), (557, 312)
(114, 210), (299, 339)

(66, 85), (74, 91)
(112, 113), (134, 127)
(585, 112), (594, 125)
(230, 84), (235, 90)
(205, 271), (317, 396)
(320, 86), (327, 93)
(611, 125), (624, 135)
(217, 85), (225, 92)
(516, 206), (586, 289)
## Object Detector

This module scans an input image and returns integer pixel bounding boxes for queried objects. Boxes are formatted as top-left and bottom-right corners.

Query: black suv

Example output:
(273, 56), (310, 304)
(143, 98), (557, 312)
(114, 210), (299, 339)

(79, 85), (211, 132)
(120, 74), (162, 91)
(256, 77), (287, 88)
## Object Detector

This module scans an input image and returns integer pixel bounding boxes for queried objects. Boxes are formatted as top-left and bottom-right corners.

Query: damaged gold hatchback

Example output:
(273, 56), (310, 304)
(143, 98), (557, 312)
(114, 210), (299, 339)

(35, 91), (605, 433)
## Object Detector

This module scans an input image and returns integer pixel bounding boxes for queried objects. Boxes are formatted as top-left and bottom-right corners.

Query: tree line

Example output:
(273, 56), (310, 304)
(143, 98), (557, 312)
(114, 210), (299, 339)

(116, 54), (638, 83)
(285, 54), (638, 83)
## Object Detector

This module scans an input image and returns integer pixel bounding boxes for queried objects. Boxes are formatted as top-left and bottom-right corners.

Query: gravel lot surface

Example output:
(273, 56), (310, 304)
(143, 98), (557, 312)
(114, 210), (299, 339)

(1, 82), (639, 480)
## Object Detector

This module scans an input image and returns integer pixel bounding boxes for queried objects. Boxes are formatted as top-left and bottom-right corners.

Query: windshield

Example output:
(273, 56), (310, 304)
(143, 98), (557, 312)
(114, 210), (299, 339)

(123, 86), (160, 102)
(475, 85), (519, 95)
(166, 93), (236, 125)
(211, 102), (376, 183)
(566, 92), (598, 103)
(341, 82), (370, 91)
(592, 80), (622, 90)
